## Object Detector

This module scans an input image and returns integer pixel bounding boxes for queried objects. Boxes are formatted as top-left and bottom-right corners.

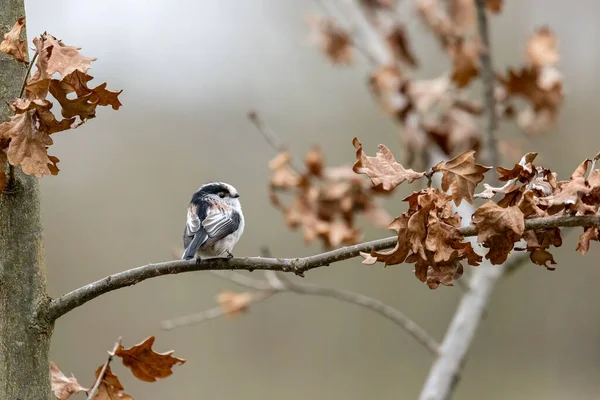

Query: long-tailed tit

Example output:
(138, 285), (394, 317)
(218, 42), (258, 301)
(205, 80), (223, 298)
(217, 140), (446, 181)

(182, 182), (245, 260)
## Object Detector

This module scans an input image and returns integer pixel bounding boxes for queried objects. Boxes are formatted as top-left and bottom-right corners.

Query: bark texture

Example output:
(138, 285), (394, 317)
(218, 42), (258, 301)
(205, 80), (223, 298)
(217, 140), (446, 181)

(0, 1), (53, 398)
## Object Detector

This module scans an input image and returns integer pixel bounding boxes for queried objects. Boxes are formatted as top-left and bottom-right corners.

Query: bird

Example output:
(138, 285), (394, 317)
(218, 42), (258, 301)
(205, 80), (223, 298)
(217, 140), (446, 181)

(181, 182), (245, 260)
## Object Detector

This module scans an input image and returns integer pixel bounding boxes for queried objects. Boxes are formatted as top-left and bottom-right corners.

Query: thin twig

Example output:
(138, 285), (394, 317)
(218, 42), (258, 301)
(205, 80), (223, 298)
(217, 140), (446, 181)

(19, 51), (37, 98)
(87, 338), (122, 400)
(247, 110), (305, 174)
(43, 214), (600, 323)
(162, 269), (440, 355)
(161, 290), (275, 330)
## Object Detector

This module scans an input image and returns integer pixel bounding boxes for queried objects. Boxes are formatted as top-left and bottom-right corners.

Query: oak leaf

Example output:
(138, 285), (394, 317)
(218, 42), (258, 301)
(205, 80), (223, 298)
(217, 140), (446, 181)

(386, 25), (418, 67)
(526, 26), (558, 68)
(41, 33), (96, 78)
(577, 227), (599, 255)
(217, 291), (254, 318)
(352, 137), (425, 191)
(448, 38), (480, 88)
(49, 80), (98, 120)
(539, 159), (590, 208)
(472, 201), (524, 264)
(305, 145), (324, 177)
(500, 66), (563, 113)
(0, 17), (27, 62)
(269, 151), (301, 188)
(93, 365), (133, 400)
(308, 17), (352, 65)
(432, 150), (491, 205)
(50, 361), (88, 400)
(114, 336), (185, 382)
(0, 111), (56, 177)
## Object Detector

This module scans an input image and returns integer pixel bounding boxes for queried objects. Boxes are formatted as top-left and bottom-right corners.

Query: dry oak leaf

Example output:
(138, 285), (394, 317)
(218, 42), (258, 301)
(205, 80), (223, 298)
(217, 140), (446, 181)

(50, 361), (88, 400)
(217, 291), (254, 318)
(539, 159), (591, 208)
(448, 38), (480, 88)
(308, 17), (352, 65)
(526, 26), (559, 68)
(386, 25), (418, 67)
(486, 0), (503, 13)
(577, 227), (599, 255)
(472, 201), (525, 243)
(305, 145), (324, 177)
(0, 111), (56, 177)
(11, 98), (74, 134)
(49, 80), (98, 120)
(500, 66), (563, 112)
(93, 365), (133, 400)
(472, 201), (524, 264)
(432, 150), (491, 205)
(0, 17), (27, 62)
(114, 336), (185, 383)
(41, 33), (97, 78)
(53, 71), (123, 110)
(269, 151), (302, 189)
(352, 137), (425, 191)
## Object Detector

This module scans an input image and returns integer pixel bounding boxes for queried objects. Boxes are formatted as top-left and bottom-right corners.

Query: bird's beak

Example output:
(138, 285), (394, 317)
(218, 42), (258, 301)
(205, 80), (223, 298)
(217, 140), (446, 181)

(232, 193), (240, 198)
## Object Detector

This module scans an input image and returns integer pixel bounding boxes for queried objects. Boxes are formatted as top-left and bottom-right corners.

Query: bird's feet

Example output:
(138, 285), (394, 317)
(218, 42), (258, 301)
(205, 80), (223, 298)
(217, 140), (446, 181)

(225, 251), (234, 259)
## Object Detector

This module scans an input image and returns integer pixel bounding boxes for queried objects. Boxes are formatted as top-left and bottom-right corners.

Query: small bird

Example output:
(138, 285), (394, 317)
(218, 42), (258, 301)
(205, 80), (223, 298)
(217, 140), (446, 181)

(182, 182), (245, 260)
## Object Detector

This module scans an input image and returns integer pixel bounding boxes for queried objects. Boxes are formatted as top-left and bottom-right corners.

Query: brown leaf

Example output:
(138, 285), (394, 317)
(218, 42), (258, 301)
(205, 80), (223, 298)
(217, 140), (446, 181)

(269, 151), (302, 189)
(12, 98), (74, 134)
(432, 150), (491, 205)
(41, 33), (97, 78)
(526, 26), (558, 68)
(529, 248), (557, 270)
(448, 38), (480, 88)
(50, 361), (88, 400)
(352, 137), (425, 191)
(93, 365), (133, 400)
(486, 0), (503, 12)
(473, 201), (525, 242)
(577, 227), (599, 255)
(308, 17), (352, 65)
(500, 66), (563, 113)
(217, 291), (254, 318)
(472, 201), (524, 264)
(0, 111), (56, 177)
(114, 336), (185, 382)
(49, 79), (98, 120)
(424, 108), (481, 157)
(386, 25), (418, 67)
(0, 17), (27, 62)
(305, 145), (324, 177)
(53, 71), (123, 110)
(539, 159), (591, 208)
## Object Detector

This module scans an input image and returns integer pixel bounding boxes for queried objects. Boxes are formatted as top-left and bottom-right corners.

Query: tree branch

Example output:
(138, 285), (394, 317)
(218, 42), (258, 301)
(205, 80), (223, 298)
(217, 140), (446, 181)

(162, 270), (441, 355)
(44, 214), (600, 323)
(420, 2), (502, 398)
(87, 339), (121, 400)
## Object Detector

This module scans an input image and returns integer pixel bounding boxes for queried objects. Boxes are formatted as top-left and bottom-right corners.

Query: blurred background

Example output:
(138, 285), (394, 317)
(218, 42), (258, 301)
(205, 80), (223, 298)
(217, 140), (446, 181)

(21, 0), (600, 398)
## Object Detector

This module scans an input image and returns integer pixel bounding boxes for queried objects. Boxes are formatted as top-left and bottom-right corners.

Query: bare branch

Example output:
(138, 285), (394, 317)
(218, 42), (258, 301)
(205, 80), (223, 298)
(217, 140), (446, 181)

(87, 338), (121, 400)
(162, 269), (440, 355)
(43, 214), (600, 323)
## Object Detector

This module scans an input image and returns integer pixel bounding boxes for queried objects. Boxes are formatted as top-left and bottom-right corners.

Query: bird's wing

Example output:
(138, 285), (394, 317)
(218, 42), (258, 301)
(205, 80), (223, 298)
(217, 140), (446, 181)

(202, 208), (241, 245)
(182, 204), (208, 260)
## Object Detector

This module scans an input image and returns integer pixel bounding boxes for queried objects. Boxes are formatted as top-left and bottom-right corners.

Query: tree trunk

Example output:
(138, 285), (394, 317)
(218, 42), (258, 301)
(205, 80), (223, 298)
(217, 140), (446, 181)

(0, 0), (53, 398)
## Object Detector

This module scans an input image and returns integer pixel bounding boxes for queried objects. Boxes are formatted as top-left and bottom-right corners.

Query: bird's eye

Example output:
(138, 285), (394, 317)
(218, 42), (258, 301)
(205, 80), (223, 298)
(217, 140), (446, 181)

(218, 192), (226, 198)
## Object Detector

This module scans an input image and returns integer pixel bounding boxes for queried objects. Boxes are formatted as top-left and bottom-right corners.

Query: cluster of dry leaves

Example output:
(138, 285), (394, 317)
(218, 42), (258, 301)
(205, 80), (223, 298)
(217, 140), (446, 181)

(0, 17), (121, 191)
(309, 0), (563, 168)
(268, 144), (392, 248)
(50, 336), (185, 399)
(353, 139), (600, 288)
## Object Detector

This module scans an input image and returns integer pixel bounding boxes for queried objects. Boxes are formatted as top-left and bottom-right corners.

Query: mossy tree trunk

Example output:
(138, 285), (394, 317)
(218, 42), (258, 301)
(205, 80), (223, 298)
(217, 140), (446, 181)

(0, 0), (53, 398)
